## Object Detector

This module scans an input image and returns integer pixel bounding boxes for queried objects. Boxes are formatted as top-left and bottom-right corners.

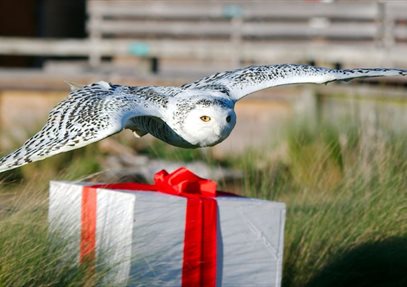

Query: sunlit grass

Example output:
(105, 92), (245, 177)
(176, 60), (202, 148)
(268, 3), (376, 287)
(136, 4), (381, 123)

(229, 120), (407, 287)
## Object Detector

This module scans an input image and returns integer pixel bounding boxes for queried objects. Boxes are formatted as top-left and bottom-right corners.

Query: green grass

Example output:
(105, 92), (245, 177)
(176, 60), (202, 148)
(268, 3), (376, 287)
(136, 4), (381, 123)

(0, 118), (406, 286)
(229, 120), (407, 287)
(0, 188), (101, 286)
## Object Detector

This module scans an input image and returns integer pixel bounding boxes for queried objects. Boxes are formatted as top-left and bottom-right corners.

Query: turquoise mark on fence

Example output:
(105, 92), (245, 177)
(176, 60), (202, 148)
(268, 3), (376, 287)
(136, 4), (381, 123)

(128, 42), (150, 57)
(223, 4), (242, 19)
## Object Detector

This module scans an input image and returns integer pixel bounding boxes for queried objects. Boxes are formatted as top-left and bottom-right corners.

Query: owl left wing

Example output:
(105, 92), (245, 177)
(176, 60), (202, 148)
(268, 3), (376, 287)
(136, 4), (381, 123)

(0, 83), (171, 173)
(182, 64), (407, 101)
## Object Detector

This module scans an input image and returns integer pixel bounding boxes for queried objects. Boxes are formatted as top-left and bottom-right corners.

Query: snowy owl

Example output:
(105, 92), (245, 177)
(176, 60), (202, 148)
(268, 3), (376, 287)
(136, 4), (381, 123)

(0, 64), (406, 173)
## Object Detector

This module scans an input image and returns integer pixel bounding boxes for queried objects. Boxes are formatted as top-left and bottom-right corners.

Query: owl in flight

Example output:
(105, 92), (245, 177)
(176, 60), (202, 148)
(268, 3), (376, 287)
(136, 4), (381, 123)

(0, 64), (406, 173)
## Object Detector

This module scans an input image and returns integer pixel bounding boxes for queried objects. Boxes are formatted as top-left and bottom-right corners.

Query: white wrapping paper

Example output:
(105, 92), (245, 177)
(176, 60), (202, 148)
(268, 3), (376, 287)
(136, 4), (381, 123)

(49, 181), (285, 287)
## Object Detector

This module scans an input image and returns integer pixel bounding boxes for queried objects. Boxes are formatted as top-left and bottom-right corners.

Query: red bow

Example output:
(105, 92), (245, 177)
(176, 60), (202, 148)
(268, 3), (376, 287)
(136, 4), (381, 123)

(154, 168), (217, 197)
(86, 167), (217, 198)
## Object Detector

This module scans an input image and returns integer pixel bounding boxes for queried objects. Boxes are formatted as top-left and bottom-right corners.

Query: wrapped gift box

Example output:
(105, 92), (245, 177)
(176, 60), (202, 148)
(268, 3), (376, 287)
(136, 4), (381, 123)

(49, 168), (286, 287)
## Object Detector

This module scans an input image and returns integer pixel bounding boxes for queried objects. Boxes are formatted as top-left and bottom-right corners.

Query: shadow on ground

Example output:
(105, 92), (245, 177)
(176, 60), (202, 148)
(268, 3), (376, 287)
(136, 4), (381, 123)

(305, 237), (407, 287)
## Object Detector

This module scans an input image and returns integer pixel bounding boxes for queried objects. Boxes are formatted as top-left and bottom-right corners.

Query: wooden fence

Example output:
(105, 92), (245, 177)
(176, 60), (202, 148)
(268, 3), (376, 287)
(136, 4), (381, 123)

(0, 1), (407, 70)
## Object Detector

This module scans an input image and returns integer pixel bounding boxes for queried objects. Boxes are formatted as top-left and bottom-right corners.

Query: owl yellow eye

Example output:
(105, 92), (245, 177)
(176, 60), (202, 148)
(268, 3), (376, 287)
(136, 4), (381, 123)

(200, 115), (211, 122)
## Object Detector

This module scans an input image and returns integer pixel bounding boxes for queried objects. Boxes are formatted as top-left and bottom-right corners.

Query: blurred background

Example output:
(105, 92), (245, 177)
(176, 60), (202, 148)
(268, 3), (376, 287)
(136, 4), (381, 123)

(0, 1), (406, 287)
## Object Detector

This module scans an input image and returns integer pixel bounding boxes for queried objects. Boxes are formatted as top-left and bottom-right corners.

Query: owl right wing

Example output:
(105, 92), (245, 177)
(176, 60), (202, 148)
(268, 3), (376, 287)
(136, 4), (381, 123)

(0, 82), (173, 173)
(182, 64), (407, 101)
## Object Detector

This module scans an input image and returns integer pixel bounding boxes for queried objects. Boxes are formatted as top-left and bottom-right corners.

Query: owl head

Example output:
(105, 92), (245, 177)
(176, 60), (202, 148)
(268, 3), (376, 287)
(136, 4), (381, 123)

(172, 95), (237, 147)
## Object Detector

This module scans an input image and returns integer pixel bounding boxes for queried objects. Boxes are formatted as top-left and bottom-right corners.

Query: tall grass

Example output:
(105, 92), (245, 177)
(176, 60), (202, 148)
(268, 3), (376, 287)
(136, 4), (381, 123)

(0, 118), (406, 286)
(0, 146), (105, 287)
(0, 188), (99, 286)
(230, 120), (407, 287)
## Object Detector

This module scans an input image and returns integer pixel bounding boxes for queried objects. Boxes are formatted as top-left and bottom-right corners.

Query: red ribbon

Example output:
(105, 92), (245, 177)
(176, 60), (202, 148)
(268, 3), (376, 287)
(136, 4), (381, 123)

(80, 167), (218, 287)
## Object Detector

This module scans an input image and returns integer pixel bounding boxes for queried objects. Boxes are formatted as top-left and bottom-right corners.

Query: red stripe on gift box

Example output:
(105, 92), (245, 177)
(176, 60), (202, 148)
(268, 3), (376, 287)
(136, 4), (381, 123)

(80, 187), (97, 263)
(182, 198), (217, 287)
(201, 198), (217, 287)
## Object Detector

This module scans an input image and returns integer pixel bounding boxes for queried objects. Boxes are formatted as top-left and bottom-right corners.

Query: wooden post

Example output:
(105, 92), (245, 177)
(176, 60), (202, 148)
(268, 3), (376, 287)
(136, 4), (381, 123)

(88, 5), (103, 67)
(295, 87), (321, 126)
(231, 16), (243, 67)
(224, 4), (243, 67)
(378, 1), (394, 50)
